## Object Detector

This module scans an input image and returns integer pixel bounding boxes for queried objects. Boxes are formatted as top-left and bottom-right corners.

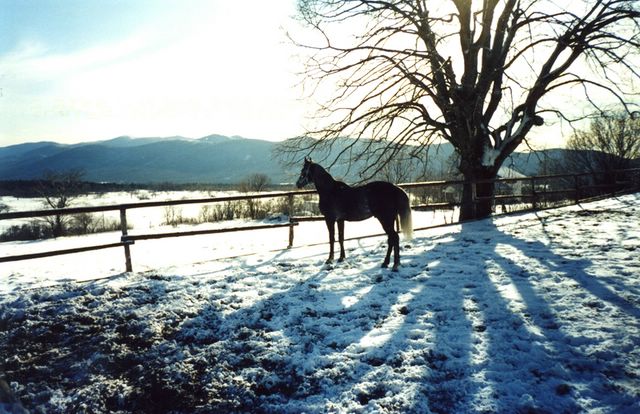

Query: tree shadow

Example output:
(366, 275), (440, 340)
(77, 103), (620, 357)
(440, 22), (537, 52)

(404, 218), (640, 412)
(3, 214), (639, 413)
(535, 210), (640, 316)
(138, 217), (640, 413)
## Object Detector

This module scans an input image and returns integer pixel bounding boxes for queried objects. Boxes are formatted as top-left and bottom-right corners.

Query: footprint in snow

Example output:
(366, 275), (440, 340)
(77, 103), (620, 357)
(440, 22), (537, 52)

(276, 262), (296, 269)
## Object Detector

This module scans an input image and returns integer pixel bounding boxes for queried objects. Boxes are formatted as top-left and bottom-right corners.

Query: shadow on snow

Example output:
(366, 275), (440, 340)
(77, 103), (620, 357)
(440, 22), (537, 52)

(1, 209), (639, 413)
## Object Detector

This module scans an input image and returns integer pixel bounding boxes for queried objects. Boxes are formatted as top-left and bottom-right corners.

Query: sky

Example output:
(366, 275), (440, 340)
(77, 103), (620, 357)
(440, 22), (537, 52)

(0, 0), (307, 145)
(0, 1), (634, 150)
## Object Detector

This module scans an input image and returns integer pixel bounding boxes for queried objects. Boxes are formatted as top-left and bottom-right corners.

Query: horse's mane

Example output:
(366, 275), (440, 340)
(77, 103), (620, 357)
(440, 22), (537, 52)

(311, 162), (334, 182)
(311, 162), (354, 192)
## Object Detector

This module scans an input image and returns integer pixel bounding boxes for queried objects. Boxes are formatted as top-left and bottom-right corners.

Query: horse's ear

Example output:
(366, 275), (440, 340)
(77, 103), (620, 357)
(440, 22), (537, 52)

(304, 156), (312, 163)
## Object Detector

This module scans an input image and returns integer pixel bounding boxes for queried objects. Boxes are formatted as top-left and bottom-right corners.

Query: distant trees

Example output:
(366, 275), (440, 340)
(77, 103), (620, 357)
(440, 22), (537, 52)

(564, 112), (640, 181)
(1, 170), (134, 241)
(240, 173), (272, 219)
(540, 111), (640, 194)
(240, 173), (271, 193)
(377, 154), (419, 183)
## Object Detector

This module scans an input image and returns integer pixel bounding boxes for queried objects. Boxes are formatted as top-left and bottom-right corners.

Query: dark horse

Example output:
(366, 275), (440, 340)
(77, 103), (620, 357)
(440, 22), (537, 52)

(296, 158), (413, 271)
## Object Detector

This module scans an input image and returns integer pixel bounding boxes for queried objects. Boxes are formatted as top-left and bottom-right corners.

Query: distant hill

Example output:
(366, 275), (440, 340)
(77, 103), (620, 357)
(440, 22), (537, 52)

(0, 134), (572, 185)
(0, 135), (297, 184)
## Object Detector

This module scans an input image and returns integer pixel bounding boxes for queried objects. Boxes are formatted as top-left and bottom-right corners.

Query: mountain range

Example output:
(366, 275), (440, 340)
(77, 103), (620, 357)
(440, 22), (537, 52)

(0, 134), (563, 185)
(0, 135), (292, 184)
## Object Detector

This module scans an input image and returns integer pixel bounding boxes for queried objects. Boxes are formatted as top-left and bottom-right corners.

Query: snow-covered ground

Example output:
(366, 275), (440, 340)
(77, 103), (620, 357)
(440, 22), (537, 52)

(0, 190), (243, 234)
(1, 193), (639, 413)
(0, 190), (458, 289)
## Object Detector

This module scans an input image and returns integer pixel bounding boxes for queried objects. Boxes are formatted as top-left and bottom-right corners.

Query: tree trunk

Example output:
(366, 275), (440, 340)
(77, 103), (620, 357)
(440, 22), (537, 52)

(53, 215), (65, 238)
(459, 164), (497, 221)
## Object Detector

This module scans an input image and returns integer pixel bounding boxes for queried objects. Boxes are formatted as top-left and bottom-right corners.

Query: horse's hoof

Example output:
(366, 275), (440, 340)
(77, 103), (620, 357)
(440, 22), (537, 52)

(338, 257), (345, 263)
(391, 266), (399, 272)
(381, 263), (389, 268)
(325, 259), (334, 265)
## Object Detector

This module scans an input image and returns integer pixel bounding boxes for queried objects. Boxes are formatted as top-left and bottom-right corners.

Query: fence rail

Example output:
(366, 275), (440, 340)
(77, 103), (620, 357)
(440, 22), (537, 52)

(0, 189), (315, 220)
(1, 168), (639, 272)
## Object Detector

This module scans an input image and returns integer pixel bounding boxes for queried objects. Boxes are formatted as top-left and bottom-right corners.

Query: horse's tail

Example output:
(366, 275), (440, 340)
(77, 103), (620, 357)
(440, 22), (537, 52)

(398, 188), (413, 241)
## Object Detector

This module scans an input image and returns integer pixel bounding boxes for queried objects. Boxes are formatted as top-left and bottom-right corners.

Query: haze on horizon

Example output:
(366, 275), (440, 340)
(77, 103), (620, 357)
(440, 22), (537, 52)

(0, 0), (310, 147)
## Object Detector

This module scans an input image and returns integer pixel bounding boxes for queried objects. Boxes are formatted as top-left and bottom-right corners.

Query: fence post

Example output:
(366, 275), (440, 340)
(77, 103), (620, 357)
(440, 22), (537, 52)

(531, 177), (537, 210)
(287, 194), (295, 248)
(574, 175), (580, 204)
(464, 181), (478, 220)
(120, 208), (133, 272)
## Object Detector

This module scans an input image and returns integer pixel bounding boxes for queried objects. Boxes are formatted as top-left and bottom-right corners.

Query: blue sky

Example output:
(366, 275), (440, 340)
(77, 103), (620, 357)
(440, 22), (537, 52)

(0, 0), (306, 145)
(0, 0), (164, 53)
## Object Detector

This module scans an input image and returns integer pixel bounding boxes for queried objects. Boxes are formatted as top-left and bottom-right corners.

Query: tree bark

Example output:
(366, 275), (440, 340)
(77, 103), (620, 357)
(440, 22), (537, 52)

(459, 161), (498, 221)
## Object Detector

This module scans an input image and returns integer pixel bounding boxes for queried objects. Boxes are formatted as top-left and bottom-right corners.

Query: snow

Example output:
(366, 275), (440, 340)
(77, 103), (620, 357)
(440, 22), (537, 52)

(482, 146), (501, 167)
(0, 190), (240, 234)
(1, 193), (640, 413)
(0, 191), (459, 288)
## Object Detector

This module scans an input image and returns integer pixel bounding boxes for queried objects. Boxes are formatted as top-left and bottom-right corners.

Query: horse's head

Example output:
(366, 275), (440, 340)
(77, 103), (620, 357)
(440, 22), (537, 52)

(296, 157), (313, 188)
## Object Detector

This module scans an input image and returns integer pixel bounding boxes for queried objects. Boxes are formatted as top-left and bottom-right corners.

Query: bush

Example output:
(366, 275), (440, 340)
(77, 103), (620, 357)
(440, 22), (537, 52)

(71, 212), (95, 234)
(1, 214), (126, 242)
(162, 206), (203, 227)
(197, 196), (306, 223)
(199, 202), (239, 222)
(66, 214), (123, 235)
(1, 222), (52, 241)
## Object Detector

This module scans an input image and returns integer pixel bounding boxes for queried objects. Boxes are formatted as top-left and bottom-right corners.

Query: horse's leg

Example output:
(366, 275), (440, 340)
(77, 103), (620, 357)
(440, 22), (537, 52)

(325, 218), (335, 264)
(379, 216), (400, 271)
(382, 242), (392, 269)
(337, 219), (346, 262)
(391, 229), (400, 271)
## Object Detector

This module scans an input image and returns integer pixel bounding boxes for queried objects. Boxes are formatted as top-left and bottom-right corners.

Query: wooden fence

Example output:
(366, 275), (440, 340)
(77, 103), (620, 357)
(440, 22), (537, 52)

(1, 168), (638, 272)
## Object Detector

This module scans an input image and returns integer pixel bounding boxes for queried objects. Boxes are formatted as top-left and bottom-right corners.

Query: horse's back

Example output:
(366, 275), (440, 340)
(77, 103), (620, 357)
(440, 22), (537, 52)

(362, 181), (407, 215)
(319, 180), (407, 221)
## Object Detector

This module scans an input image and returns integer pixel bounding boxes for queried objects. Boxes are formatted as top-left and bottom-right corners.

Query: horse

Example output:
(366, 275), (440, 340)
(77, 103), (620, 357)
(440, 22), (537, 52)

(295, 158), (413, 271)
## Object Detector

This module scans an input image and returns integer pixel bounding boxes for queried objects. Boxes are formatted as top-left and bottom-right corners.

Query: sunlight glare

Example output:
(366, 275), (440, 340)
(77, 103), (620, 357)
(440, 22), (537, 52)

(341, 285), (373, 308)
(357, 286), (423, 349)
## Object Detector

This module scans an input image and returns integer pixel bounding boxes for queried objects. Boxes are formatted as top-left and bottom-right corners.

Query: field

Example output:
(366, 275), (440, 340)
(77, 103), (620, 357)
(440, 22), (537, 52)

(0, 190), (457, 285)
(1, 193), (639, 413)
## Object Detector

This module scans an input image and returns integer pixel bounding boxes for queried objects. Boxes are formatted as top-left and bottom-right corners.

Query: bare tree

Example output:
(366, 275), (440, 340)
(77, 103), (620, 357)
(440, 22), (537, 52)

(38, 169), (86, 237)
(240, 173), (272, 219)
(567, 113), (640, 172)
(287, 0), (640, 219)
(240, 173), (272, 193)
(563, 111), (640, 182)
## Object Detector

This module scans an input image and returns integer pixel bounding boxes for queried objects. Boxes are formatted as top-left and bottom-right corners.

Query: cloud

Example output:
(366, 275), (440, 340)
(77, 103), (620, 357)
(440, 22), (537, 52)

(1, 29), (163, 90)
